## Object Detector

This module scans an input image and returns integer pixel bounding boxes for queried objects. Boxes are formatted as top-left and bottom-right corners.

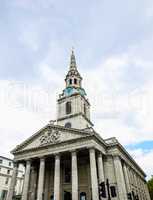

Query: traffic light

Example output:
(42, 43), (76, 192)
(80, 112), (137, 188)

(99, 181), (106, 198)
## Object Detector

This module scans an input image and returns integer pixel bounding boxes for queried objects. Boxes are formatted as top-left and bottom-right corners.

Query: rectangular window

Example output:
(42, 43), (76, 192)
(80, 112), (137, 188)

(9, 162), (11, 166)
(0, 159), (3, 164)
(7, 169), (10, 174)
(1, 190), (8, 200)
(110, 186), (117, 197)
(5, 177), (9, 185)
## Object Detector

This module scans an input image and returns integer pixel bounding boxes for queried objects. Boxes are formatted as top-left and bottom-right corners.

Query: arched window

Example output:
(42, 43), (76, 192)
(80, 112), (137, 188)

(74, 78), (77, 84)
(66, 101), (71, 114)
(69, 79), (72, 85)
(65, 122), (71, 128)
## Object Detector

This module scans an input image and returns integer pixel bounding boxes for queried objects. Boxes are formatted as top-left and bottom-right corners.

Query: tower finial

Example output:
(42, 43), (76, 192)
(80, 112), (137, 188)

(70, 47), (77, 70)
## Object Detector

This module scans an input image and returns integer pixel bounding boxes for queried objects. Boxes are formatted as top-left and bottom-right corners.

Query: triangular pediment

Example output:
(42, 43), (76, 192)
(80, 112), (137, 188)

(12, 124), (92, 153)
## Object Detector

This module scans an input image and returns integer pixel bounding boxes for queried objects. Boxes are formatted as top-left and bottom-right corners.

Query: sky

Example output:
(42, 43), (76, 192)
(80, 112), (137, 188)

(0, 0), (153, 179)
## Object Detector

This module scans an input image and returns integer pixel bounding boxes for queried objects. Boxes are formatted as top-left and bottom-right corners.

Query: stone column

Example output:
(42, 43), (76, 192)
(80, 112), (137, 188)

(54, 154), (60, 200)
(37, 158), (45, 200)
(97, 152), (105, 183)
(6, 162), (18, 200)
(22, 160), (31, 200)
(71, 151), (78, 200)
(123, 163), (130, 194)
(113, 156), (127, 200)
(89, 148), (99, 200)
(29, 166), (37, 200)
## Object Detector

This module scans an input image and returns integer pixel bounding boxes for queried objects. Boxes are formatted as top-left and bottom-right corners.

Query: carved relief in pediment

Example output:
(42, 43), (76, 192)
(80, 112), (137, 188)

(40, 129), (61, 145)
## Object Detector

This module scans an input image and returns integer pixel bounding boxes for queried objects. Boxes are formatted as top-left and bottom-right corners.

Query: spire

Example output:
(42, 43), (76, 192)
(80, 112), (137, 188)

(69, 48), (77, 70)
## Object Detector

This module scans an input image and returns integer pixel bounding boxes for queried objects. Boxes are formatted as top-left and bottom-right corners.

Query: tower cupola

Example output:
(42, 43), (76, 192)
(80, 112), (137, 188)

(65, 49), (82, 88)
(63, 50), (86, 97)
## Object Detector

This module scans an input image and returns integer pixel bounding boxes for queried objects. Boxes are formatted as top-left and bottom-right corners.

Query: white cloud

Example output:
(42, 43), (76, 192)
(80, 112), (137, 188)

(82, 43), (153, 145)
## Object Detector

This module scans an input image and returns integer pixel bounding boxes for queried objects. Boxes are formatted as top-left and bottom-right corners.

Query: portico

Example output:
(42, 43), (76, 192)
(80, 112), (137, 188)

(8, 144), (106, 200)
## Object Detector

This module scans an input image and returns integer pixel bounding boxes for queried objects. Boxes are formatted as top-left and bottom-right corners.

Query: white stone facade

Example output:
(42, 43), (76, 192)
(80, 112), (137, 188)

(0, 156), (24, 200)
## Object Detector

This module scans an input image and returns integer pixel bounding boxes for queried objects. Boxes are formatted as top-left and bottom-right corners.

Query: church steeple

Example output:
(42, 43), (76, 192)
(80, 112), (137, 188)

(57, 50), (93, 129)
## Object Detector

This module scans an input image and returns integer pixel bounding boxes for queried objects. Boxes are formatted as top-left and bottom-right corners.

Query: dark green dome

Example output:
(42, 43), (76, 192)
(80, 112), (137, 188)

(64, 87), (86, 97)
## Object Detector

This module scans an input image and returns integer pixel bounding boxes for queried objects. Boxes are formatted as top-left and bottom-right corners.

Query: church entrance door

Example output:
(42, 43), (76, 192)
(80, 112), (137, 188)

(64, 191), (72, 200)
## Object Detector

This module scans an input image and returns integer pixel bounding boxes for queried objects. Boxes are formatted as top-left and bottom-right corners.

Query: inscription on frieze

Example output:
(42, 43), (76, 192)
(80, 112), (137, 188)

(40, 128), (61, 145)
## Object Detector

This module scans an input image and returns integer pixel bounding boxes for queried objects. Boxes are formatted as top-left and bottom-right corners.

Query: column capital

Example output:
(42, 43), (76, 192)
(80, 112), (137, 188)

(54, 153), (61, 158)
(97, 151), (103, 157)
(71, 150), (78, 156)
(89, 147), (96, 153)
(88, 146), (95, 150)
(39, 157), (46, 162)
(25, 159), (32, 164)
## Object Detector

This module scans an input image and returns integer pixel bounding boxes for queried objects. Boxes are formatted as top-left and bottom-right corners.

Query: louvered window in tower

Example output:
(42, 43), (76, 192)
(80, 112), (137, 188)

(74, 78), (77, 84)
(69, 79), (72, 84)
(66, 102), (71, 114)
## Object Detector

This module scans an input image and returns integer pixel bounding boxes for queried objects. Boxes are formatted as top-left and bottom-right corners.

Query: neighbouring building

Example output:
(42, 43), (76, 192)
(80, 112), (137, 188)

(6, 50), (150, 200)
(0, 156), (24, 200)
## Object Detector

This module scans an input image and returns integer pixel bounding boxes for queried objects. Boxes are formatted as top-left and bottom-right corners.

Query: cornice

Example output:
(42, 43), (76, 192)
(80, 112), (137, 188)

(106, 143), (146, 177)
(13, 134), (93, 155)
(57, 112), (93, 126)
(57, 92), (90, 106)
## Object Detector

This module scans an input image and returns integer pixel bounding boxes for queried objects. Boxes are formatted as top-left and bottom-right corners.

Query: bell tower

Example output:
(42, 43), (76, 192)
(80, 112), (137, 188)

(56, 49), (93, 129)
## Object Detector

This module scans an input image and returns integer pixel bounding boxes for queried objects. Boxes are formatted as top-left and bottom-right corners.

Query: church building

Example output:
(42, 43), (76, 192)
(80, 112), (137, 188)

(6, 50), (150, 200)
